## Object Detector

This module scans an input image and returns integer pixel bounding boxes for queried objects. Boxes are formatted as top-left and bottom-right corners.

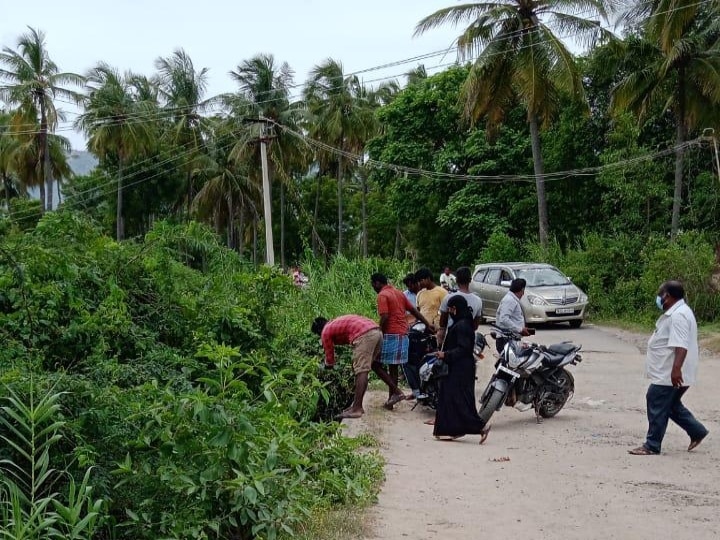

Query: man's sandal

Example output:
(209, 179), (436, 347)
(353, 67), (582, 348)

(628, 446), (659, 455)
(688, 434), (708, 452)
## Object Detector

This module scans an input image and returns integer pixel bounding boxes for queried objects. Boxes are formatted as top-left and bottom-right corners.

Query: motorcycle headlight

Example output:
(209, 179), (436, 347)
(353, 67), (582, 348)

(527, 294), (547, 306)
(507, 348), (520, 368)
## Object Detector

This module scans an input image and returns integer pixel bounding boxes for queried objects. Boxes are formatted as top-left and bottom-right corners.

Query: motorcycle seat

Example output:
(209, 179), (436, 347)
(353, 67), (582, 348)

(546, 343), (578, 356)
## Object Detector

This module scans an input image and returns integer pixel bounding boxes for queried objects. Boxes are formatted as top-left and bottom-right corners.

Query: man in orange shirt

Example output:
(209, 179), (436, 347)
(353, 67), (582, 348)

(371, 273), (434, 408)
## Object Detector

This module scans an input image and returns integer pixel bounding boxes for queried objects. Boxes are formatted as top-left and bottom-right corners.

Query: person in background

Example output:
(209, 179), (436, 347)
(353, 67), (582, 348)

(439, 267), (457, 291)
(432, 295), (491, 444)
(629, 281), (709, 455)
(403, 273), (421, 325)
(495, 278), (533, 353)
(416, 268), (448, 328)
(312, 315), (407, 419)
(371, 273), (434, 408)
(437, 266), (483, 347)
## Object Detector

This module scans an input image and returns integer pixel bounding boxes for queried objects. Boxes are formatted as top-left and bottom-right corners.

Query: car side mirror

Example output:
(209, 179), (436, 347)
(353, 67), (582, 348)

(500, 280), (511, 287)
(567, 276), (573, 282)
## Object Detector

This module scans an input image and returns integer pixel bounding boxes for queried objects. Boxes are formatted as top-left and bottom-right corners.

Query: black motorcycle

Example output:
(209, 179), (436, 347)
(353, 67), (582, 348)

(478, 326), (582, 424)
(406, 322), (439, 409)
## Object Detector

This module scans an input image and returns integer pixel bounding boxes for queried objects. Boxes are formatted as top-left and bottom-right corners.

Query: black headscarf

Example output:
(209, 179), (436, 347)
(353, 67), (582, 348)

(447, 295), (473, 323)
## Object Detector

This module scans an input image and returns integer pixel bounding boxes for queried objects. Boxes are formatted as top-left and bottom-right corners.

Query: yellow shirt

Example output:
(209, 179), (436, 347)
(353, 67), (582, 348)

(417, 286), (448, 327)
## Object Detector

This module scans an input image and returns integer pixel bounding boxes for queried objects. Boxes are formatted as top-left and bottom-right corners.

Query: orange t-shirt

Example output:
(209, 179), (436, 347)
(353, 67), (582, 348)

(377, 285), (413, 335)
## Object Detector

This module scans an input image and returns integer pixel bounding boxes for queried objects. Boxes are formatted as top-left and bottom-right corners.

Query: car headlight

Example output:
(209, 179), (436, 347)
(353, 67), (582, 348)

(578, 293), (588, 303)
(526, 294), (547, 306)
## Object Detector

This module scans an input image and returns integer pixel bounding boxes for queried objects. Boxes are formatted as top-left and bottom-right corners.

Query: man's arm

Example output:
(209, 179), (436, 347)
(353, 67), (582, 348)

(377, 294), (390, 333)
(671, 347), (687, 387)
(668, 313), (692, 387)
(321, 332), (336, 367)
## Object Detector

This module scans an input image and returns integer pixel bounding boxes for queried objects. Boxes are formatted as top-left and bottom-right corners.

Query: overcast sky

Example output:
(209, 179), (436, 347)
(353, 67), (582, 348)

(2, 0), (462, 149)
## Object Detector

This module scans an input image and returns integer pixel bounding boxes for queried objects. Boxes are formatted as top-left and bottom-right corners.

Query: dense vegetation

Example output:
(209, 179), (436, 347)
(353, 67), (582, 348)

(0, 212), (384, 539)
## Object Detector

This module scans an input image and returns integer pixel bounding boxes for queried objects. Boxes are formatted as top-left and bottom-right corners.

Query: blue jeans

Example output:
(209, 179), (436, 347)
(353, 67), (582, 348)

(644, 384), (708, 453)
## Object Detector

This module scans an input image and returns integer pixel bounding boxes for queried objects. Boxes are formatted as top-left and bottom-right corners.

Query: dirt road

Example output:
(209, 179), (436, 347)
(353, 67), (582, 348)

(348, 324), (719, 540)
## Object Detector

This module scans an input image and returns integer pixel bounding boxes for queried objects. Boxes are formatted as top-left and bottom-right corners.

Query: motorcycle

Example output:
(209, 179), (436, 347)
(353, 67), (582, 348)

(478, 326), (582, 424)
(406, 322), (439, 409)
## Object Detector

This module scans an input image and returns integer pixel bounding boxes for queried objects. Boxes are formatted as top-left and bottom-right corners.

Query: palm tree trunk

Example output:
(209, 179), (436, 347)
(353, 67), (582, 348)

(238, 204), (246, 257)
(116, 158), (124, 240)
(39, 182), (46, 211)
(361, 172), (368, 258)
(2, 173), (10, 211)
(227, 194), (235, 249)
(528, 114), (549, 246)
(337, 156), (344, 254)
(671, 75), (686, 240)
(280, 181), (286, 269)
(39, 100), (49, 212)
(313, 176), (321, 256)
(252, 215), (258, 267)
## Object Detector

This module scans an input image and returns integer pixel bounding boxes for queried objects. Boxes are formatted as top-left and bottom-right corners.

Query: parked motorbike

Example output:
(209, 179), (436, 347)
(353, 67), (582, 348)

(406, 322), (439, 409)
(478, 326), (582, 424)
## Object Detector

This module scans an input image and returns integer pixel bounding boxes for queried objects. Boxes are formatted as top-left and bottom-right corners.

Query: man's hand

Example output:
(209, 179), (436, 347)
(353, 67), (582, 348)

(521, 327), (532, 337)
(427, 324), (437, 334)
(671, 366), (683, 387)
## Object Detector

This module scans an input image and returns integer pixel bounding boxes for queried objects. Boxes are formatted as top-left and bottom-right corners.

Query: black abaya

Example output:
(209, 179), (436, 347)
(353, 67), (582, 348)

(433, 318), (487, 437)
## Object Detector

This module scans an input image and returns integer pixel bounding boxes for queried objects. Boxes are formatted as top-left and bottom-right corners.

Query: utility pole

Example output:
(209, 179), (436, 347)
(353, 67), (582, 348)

(259, 122), (275, 266)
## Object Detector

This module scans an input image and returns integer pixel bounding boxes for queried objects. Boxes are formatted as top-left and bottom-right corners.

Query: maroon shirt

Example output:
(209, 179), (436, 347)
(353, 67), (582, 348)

(321, 315), (379, 366)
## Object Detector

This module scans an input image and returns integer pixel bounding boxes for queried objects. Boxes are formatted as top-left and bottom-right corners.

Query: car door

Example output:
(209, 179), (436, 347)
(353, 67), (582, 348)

(470, 267), (489, 316)
(482, 267), (502, 316)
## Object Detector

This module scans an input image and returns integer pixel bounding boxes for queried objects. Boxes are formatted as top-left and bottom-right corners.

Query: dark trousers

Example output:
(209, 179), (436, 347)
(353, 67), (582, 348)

(403, 362), (421, 393)
(644, 384), (708, 453)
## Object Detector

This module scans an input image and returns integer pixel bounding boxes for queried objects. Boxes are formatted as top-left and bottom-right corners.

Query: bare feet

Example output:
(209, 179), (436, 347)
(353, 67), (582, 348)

(384, 392), (406, 410)
(423, 418), (435, 425)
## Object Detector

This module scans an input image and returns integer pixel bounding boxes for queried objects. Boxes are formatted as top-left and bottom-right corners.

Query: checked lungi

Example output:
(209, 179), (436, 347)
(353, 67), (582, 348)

(380, 333), (409, 365)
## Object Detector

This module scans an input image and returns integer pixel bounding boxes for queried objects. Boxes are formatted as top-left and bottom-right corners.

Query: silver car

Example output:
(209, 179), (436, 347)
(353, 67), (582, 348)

(469, 262), (588, 328)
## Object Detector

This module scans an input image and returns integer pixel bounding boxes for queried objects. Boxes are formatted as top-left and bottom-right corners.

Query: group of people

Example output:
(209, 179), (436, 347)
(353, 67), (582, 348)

(312, 266), (491, 444)
(312, 270), (709, 454)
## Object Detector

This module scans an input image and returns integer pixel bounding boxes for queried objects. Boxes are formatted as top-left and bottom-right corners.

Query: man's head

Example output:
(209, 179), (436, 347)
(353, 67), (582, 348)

(403, 273), (420, 294)
(311, 317), (328, 336)
(371, 272), (388, 294)
(443, 266), (452, 275)
(455, 266), (471, 287)
(658, 280), (684, 310)
(415, 268), (434, 289)
(510, 278), (527, 298)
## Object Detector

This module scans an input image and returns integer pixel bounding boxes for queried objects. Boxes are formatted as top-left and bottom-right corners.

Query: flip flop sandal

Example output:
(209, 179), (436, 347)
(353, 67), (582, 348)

(688, 434), (708, 452)
(628, 446), (658, 455)
(479, 425), (491, 445)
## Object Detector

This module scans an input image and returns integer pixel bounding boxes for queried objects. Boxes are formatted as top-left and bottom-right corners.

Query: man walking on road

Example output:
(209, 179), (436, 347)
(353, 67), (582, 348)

(629, 281), (709, 455)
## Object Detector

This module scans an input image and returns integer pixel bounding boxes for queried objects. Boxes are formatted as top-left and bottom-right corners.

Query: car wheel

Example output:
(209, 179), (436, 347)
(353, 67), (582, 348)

(569, 319), (582, 329)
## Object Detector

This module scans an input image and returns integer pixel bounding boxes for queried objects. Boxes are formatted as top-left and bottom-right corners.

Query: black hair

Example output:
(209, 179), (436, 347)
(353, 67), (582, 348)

(510, 278), (526, 293)
(455, 266), (471, 285)
(662, 281), (685, 300)
(447, 294), (472, 321)
(311, 317), (328, 335)
(403, 273), (417, 287)
(415, 268), (432, 281)
(371, 272), (388, 285)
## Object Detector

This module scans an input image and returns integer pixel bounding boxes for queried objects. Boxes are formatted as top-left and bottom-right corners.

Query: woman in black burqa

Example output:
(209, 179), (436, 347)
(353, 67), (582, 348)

(433, 295), (491, 444)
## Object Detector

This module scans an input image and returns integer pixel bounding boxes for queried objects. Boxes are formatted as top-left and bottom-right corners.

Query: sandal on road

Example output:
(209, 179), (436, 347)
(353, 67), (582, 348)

(628, 446), (658, 455)
(479, 425), (492, 445)
(384, 393), (406, 410)
(688, 433), (708, 452)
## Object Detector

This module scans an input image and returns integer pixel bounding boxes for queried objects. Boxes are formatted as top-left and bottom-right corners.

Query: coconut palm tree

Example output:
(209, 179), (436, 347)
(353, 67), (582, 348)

(227, 53), (307, 266)
(0, 27), (84, 211)
(613, 1), (720, 238)
(0, 110), (22, 209)
(154, 49), (211, 216)
(303, 58), (377, 254)
(415, 1), (613, 245)
(76, 63), (157, 240)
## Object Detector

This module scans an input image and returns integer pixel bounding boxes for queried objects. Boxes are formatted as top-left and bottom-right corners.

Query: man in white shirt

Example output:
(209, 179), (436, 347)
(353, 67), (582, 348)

(495, 278), (533, 352)
(437, 267), (483, 346)
(439, 267), (457, 291)
(629, 281), (709, 455)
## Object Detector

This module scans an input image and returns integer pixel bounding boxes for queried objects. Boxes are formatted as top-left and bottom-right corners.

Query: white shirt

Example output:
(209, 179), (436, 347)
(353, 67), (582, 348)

(440, 291), (483, 327)
(496, 292), (525, 332)
(439, 273), (456, 290)
(646, 299), (699, 386)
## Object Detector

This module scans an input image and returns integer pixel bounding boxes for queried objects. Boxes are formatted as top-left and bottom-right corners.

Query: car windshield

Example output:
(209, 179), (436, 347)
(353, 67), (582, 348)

(515, 267), (571, 287)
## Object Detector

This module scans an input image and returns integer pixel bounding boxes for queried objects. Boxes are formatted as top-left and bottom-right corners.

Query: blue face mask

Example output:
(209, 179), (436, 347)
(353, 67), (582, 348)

(656, 295), (665, 310)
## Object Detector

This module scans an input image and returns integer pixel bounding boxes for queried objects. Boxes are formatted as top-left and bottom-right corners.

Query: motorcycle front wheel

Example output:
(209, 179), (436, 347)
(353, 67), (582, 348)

(478, 386), (507, 424)
(539, 369), (575, 418)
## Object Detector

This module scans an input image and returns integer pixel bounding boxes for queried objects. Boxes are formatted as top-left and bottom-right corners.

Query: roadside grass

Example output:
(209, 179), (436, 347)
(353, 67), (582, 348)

(699, 322), (720, 354)
(289, 505), (374, 540)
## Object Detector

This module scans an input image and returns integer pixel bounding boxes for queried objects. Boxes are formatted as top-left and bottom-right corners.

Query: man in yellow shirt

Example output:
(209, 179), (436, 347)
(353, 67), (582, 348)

(415, 268), (448, 328)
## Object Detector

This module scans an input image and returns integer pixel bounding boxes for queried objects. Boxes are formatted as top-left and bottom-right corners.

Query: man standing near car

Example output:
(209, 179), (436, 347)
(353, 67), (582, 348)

(416, 268), (447, 328)
(495, 278), (533, 353)
(371, 273), (434, 407)
(629, 281), (709, 455)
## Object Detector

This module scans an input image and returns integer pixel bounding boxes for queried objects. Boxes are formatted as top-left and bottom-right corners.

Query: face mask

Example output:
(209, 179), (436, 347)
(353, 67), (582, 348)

(655, 295), (664, 311)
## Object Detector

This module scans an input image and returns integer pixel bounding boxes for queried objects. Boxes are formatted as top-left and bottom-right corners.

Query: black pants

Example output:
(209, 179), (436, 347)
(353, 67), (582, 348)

(644, 384), (708, 453)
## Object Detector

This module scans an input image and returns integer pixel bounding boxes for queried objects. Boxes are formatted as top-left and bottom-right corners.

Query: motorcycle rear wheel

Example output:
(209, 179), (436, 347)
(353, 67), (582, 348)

(478, 387), (506, 424)
(538, 369), (575, 418)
